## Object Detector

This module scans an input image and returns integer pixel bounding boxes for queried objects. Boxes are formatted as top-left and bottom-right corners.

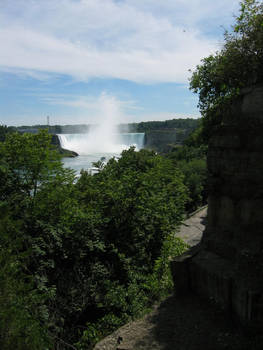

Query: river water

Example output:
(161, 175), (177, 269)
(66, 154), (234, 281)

(59, 133), (145, 174)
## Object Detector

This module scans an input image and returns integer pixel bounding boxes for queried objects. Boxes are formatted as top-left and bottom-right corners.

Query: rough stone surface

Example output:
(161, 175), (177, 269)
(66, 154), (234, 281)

(51, 134), (78, 157)
(173, 84), (263, 330)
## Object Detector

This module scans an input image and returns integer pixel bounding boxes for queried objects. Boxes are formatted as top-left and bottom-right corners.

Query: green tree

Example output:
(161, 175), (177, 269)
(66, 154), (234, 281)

(190, 0), (263, 140)
(0, 129), (71, 197)
(77, 147), (187, 273)
(0, 130), (77, 348)
(75, 148), (188, 348)
(0, 134), (189, 349)
(0, 131), (61, 348)
(0, 125), (16, 142)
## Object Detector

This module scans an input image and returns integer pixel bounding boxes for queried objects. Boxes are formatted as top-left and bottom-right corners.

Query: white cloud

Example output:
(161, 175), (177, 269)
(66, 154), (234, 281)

(129, 0), (239, 28)
(0, 0), (240, 83)
(21, 91), (198, 124)
(39, 92), (137, 112)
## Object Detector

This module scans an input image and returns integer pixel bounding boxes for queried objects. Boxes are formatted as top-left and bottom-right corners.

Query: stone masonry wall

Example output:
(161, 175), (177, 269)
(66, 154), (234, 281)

(172, 84), (263, 330)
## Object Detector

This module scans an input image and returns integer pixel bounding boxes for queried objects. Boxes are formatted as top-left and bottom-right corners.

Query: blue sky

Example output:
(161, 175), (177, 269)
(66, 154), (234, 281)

(0, 0), (240, 126)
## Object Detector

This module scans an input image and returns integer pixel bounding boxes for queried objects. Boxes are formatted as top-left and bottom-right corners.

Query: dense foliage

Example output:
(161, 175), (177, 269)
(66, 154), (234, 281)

(189, 0), (263, 140)
(0, 130), (188, 349)
(165, 126), (208, 213)
(0, 125), (16, 142)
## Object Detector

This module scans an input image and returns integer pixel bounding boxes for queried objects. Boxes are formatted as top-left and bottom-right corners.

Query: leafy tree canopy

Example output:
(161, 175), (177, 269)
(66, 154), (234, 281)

(0, 125), (16, 142)
(189, 0), (263, 140)
(0, 133), (188, 349)
(0, 129), (74, 197)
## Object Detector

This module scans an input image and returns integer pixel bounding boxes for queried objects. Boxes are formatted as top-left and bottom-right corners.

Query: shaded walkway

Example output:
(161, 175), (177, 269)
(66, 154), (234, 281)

(94, 206), (260, 350)
(175, 206), (207, 247)
(95, 293), (258, 350)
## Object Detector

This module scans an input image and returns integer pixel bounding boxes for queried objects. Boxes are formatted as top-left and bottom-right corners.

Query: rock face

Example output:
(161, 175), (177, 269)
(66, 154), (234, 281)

(172, 84), (263, 330)
(144, 129), (189, 152)
(51, 134), (78, 157)
(144, 130), (177, 152)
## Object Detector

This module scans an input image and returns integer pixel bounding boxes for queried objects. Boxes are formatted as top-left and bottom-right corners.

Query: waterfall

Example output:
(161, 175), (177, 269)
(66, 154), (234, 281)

(57, 133), (145, 155)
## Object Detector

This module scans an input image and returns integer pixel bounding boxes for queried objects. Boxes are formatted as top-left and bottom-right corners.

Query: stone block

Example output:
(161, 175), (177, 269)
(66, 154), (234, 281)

(232, 283), (263, 329)
(170, 245), (200, 296)
(172, 83), (263, 331)
(190, 251), (233, 310)
(242, 85), (263, 117)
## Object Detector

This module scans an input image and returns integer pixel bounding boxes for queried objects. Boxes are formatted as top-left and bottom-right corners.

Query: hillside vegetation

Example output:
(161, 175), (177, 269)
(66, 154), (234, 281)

(0, 129), (191, 349)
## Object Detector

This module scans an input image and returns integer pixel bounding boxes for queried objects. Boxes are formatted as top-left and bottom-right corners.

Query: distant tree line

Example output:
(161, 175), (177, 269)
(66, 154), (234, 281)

(17, 124), (90, 134)
(8, 118), (199, 136)
(120, 118), (199, 133)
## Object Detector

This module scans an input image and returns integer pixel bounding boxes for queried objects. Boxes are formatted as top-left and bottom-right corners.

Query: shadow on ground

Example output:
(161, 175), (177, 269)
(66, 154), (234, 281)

(132, 294), (261, 350)
(94, 206), (261, 350)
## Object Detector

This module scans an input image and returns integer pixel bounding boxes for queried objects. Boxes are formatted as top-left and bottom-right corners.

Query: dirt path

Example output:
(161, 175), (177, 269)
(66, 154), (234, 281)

(94, 206), (260, 350)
